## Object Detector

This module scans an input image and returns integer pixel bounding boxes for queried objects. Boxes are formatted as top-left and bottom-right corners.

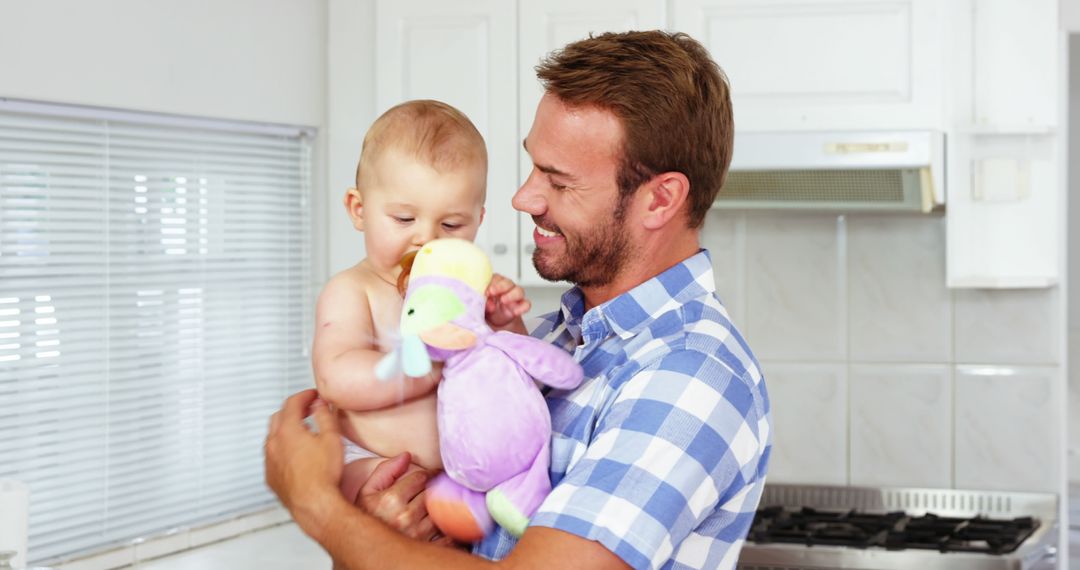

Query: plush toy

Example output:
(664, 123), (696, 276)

(375, 238), (584, 542)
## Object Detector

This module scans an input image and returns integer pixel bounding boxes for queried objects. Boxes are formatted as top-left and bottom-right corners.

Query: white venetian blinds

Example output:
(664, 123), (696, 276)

(0, 99), (314, 562)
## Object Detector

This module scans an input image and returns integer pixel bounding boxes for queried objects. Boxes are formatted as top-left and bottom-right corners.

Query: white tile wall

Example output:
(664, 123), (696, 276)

(847, 216), (952, 363)
(762, 363), (847, 485)
(707, 211), (1064, 493)
(701, 210), (746, 323)
(849, 364), (952, 488)
(955, 365), (1060, 493)
(744, 213), (846, 362)
(954, 288), (1060, 364)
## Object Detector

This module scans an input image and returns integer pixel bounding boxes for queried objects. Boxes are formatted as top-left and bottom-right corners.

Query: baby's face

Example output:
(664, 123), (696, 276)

(360, 149), (486, 279)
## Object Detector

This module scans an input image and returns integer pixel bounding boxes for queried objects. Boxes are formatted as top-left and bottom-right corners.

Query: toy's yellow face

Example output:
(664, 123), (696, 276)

(409, 238), (491, 295)
(400, 238), (492, 350)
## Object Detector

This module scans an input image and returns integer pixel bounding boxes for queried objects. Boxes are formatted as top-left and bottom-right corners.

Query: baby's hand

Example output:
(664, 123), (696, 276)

(485, 273), (530, 334)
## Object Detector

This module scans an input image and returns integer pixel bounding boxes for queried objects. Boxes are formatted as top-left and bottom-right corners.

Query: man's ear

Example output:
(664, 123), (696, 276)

(640, 172), (690, 230)
(344, 187), (364, 231)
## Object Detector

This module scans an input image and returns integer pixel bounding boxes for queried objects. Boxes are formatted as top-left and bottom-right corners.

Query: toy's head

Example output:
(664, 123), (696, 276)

(399, 238), (492, 354)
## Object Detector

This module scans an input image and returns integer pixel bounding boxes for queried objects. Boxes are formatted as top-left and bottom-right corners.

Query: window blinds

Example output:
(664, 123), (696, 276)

(0, 99), (314, 563)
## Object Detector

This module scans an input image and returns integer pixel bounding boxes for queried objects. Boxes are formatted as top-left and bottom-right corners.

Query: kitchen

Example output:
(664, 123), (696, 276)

(0, 0), (1074, 569)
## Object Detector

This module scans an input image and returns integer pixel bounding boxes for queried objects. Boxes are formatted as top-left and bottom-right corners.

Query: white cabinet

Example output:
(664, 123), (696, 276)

(516, 0), (666, 285)
(670, 0), (946, 131)
(372, 0), (519, 278)
(330, 0), (1063, 289)
(674, 0), (1062, 289)
(944, 0), (1061, 288)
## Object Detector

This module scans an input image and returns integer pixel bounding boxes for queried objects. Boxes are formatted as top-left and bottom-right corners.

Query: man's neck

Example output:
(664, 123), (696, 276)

(580, 232), (700, 311)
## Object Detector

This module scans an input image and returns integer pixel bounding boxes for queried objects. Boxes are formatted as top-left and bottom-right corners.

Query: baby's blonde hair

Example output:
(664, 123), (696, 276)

(356, 100), (487, 194)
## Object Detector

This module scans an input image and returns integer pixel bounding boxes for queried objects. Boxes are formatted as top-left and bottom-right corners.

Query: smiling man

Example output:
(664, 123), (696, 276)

(265, 30), (771, 570)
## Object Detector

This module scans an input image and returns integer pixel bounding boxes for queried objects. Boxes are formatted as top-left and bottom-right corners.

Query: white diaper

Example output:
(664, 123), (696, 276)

(341, 437), (380, 464)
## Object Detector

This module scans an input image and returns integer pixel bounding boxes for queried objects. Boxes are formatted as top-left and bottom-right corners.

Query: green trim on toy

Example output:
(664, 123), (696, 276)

(486, 489), (529, 538)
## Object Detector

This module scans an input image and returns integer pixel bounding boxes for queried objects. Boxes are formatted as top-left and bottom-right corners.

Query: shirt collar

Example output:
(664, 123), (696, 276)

(554, 249), (716, 342)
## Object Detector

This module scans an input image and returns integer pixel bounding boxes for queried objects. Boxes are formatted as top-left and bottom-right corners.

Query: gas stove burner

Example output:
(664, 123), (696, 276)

(748, 506), (1039, 554)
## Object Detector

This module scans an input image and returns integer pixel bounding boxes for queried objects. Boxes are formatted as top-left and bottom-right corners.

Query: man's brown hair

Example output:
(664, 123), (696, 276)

(536, 31), (733, 228)
(357, 99), (487, 195)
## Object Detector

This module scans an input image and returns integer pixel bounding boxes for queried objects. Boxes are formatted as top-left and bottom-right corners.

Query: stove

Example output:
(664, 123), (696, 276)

(737, 484), (1058, 570)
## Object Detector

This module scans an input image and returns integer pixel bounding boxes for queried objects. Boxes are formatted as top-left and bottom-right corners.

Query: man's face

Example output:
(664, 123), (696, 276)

(513, 94), (636, 287)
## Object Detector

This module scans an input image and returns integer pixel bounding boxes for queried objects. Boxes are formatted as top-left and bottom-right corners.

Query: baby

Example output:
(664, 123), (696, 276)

(313, 100), (529, 505)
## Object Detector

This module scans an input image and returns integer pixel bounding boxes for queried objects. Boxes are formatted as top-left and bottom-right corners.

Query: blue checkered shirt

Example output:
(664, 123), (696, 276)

(474, 250), (771, 569)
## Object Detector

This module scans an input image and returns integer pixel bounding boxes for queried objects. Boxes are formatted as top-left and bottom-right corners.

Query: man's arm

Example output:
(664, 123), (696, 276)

(264, 390), (629, 570)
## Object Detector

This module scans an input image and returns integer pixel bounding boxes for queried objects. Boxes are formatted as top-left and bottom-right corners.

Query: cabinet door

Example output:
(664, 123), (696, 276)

(517, 0), (666, 286)
(376, 0), (518, 278)
(944, 0), (1060, 287)
(670, 0), (944, 132)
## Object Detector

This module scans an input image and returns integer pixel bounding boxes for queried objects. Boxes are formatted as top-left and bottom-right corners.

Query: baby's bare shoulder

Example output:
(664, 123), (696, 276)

(318, 264), (378, 309)
(329, 260), (391, 292)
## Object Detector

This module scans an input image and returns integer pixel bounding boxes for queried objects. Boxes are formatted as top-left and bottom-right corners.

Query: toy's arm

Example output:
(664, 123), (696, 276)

(486, 331), (584, 390)
(313, 273), (439, 411)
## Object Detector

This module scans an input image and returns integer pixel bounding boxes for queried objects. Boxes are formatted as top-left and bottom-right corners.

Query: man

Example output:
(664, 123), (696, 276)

(265, 30), (771, 570)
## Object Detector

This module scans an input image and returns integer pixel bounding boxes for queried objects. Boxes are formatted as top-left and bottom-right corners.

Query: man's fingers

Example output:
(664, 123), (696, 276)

(267, 411), (282, 437)
(404, 512), (438, 541)
(310, 400), (340, 437)
(430, 534), (458, 548)
(361, 453), (413, 496)
(388, 469), (431, 500)
(363, 469), (430, 522)
(360, 464), (435, 533)
(281, 389), (319, 421)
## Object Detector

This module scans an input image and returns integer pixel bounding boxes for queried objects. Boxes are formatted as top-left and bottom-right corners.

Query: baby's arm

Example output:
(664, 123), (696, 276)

(485, 273), (530, 335)
(313, 274), (439, 411)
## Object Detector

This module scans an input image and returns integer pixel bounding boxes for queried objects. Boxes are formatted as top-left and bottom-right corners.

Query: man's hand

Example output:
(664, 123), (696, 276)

(264, 389), (346, 539)
(358, 454), (452, 544)
(485, 273), (530, 333)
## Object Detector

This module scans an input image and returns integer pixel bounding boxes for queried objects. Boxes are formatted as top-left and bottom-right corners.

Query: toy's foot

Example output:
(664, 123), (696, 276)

(485, 447), (552, 538)
(486, 488), (531, 538)
(425, 473), (493, 542)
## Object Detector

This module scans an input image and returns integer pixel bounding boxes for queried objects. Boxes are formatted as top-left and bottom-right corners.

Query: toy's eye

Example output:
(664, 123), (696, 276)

(407, 308), (415, 316)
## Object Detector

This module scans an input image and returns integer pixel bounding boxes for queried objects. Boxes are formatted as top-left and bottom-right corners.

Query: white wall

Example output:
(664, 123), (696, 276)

(327, 0), (376, 275)
(0, 0), (326, 127)
(1068, 34), (1080, 485)
(702, 211), (1064, 493)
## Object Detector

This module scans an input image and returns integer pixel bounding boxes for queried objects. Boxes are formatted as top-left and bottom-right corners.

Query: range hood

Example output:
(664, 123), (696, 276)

(714, 130), (945, 213)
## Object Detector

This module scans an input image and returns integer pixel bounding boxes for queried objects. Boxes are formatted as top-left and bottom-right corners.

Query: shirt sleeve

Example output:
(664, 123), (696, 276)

(528, 349), (765, 570)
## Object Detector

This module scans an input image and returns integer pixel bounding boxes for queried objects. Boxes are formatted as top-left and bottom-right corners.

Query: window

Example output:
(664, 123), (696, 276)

(0, 99), (314, 562)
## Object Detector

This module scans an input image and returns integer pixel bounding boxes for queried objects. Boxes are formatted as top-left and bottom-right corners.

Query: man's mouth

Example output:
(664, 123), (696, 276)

(536, 225), (561, 238)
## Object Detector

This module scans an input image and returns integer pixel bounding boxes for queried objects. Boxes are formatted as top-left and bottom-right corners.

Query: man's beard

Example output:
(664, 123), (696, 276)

(531, 196), (634, 287)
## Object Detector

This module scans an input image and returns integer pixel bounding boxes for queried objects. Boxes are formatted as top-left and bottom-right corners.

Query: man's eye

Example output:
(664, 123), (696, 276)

(549, 179), (567, 191)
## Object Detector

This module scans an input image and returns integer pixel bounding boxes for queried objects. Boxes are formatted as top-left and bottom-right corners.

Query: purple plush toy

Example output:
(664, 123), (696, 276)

(376, 238), (583, 542)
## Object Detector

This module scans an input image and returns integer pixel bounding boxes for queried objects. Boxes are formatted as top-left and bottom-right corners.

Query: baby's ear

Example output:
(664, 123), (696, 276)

(344, 187), (364, 231)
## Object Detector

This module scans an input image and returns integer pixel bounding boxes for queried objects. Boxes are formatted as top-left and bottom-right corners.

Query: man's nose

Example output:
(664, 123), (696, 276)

(512, 175), (545, 216)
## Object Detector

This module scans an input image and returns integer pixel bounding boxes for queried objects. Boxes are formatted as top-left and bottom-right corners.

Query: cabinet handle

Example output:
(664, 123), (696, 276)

(524, 244), (536, 254)
(493, 244), (508, 255)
